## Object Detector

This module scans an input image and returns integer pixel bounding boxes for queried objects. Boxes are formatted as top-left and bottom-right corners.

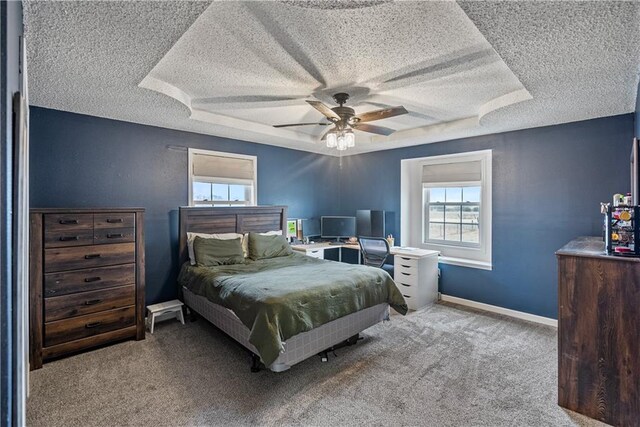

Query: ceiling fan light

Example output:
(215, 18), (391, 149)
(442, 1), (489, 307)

(336, 134), (347, 151)
(345, 131), (355, 148)
(326, 132), (337, 148)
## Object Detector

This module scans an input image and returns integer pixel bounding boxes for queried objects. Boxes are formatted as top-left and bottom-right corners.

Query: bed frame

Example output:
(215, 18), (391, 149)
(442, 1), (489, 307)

(178, 206), (390, 372)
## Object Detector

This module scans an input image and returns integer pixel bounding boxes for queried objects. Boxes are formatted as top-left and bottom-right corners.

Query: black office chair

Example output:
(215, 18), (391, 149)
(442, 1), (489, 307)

(358, 237), (394, 277)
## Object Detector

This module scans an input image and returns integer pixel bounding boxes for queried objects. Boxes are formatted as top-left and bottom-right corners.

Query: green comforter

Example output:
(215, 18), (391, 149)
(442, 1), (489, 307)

(178, 252), (407, 365)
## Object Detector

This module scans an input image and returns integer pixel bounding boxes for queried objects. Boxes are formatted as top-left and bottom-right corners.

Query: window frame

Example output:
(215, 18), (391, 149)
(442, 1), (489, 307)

(401, 150), (492, 270)
(188, 148), (257, 207)
(422, 182), (482, 248)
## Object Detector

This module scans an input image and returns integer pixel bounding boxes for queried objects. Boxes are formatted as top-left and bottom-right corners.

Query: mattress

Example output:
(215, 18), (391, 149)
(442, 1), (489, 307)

(178, 253), (407, 365)
(183, 287), (390, 372)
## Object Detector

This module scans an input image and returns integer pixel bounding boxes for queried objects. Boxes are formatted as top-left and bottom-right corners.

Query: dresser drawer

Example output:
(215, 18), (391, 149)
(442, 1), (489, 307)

(395, 262), (417, 275)
(395, 256), (418, 268)
(94, 213), (135, 229)
(44, 263), (135, 297)
(395, 269), (418, 286)
(44, 243), (136, 273)
(44, 213), (93, 232)
(44, 229), (95, 248)
(44, 285), (135, 322)
(93, 227), (135, 244)
(306, 249), (324, 259)
(44, 306), (135, 347)
(395, 281), (418, 297)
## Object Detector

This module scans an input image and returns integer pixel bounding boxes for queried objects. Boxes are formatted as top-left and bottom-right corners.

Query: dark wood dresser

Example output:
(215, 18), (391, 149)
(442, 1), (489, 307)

(29, 208), (145, 369)
(556, 237), (639, 426)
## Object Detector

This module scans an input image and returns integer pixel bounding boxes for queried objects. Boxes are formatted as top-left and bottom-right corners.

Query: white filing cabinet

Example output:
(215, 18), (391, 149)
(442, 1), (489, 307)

(301, 247), (324, 259)
(291, 243), (326, 259)
(391, 248), (439, 311)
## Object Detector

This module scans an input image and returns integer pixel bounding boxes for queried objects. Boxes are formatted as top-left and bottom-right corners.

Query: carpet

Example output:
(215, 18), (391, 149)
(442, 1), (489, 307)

(26, 302), (605, 426)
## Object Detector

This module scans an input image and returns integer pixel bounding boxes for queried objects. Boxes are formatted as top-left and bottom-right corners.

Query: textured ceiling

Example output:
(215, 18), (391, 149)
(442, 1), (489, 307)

(24, 1), (640, 156)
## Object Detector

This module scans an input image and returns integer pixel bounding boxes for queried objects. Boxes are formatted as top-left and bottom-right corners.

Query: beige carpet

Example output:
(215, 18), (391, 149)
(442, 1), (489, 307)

(27, 302), (605, 427)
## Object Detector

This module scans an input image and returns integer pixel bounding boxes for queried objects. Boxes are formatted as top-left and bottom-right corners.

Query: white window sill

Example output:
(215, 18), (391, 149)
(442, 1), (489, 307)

(438, 256), (492, 271)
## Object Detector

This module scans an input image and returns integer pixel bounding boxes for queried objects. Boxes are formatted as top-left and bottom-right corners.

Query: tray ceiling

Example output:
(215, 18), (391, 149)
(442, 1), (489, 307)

(24, 1), (640, 156)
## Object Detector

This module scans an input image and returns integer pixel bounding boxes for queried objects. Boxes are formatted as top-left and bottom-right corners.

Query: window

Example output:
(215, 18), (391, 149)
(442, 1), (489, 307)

(401, 150), (492, 270)
(188, 149), (257, 207)
(424, 185), (480, 245)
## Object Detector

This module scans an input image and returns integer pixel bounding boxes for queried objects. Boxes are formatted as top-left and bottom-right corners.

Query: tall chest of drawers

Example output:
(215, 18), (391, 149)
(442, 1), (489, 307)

(556, 237), (640, 426)
(391, 247), (439, 311)
(29, 208), (145, 369)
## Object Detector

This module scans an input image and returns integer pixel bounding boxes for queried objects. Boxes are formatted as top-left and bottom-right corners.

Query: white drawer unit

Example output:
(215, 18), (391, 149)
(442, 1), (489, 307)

(390, 247), (439, 311)
(290, 244), (326, 260)
(305, 249), (324, 259)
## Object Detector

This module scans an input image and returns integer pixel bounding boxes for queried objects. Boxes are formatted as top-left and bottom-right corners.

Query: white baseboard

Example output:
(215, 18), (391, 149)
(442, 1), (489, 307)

(440, 294), (558, 327)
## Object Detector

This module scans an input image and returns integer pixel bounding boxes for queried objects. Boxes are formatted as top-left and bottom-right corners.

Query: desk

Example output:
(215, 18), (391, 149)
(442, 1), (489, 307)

(291, 242), (361, 263)
(390, 246), (439, 310)
(292, 243), (440, 311)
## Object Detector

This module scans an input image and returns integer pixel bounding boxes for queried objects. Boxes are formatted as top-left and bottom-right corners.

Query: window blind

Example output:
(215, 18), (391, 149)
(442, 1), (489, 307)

(192, 153), (254, 181)
(422, 160), (482, 184)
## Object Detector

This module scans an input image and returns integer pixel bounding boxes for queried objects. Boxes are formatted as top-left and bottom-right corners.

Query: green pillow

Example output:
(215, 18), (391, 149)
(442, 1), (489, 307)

(193, 236), (244, 267)
(248, 233), (292, 260)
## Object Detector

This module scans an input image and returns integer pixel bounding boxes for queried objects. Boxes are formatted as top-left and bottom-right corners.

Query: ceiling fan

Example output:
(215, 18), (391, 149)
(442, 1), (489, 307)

(273, 93), (408, 151)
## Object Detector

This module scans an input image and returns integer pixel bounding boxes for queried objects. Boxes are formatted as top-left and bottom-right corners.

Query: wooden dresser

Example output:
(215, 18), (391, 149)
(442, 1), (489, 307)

(29, 208), (145, 369)
(556, 237), (639, 426)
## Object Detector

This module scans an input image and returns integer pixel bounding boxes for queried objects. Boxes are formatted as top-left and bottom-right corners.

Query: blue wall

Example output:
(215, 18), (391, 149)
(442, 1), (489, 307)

(29, 107), (340, 304)
(338, 114), (634, 319)
(30, 106), (634, 319)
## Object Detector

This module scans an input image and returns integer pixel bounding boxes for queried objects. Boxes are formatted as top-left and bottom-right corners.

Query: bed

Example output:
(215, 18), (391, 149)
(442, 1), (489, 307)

(178, 206), (407, 372)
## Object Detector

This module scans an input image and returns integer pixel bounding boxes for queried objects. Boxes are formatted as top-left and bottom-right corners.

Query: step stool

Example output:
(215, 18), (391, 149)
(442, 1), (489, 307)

(147, 299), (185, 334)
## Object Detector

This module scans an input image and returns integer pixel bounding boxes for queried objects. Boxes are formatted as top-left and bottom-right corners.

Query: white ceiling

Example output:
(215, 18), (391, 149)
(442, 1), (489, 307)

(24, 1), (640, 156)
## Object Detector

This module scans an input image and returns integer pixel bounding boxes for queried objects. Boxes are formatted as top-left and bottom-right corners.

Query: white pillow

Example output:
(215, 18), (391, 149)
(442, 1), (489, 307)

(187, 232), (244, 265)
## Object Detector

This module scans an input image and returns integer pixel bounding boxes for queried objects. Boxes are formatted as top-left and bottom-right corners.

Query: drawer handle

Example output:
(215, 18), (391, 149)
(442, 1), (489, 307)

(400, 257), (411, 261)
(401, 264), (411, 268)
(84, 276), (101, 283)
(59, 236), (79, 242)
(106, 233), (124, 238)
(59, 219), (79, 225)
(84, 299), (103, 306)
(84, 254), (101, 259)
(106, 218), (124, 223)
(399, 283), (411, 287)
(403, 295), (411, 299)
(401, 272), (411, 276)
(85, 321), (102, 329)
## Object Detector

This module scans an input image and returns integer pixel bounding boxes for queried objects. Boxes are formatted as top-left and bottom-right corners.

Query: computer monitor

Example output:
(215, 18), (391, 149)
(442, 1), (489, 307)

(356, 210), (387, 238)
(301, 218), (321, 238)
(321, 216), (356, 241)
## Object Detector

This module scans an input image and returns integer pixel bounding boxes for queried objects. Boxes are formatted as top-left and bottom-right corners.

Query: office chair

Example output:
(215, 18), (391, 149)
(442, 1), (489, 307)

(358, 237), (394, 277)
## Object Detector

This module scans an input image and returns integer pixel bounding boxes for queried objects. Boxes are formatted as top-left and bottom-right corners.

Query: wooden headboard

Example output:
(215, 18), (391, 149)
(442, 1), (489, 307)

(178, 206), (288, 265)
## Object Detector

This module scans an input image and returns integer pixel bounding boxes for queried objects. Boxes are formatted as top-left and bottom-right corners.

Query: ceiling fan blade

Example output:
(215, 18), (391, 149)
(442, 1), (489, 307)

(273, 122), (330, 128)
(352, 123), (396, 136)
(306, 100), (341, 121)
(354, 106), (408, 123)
